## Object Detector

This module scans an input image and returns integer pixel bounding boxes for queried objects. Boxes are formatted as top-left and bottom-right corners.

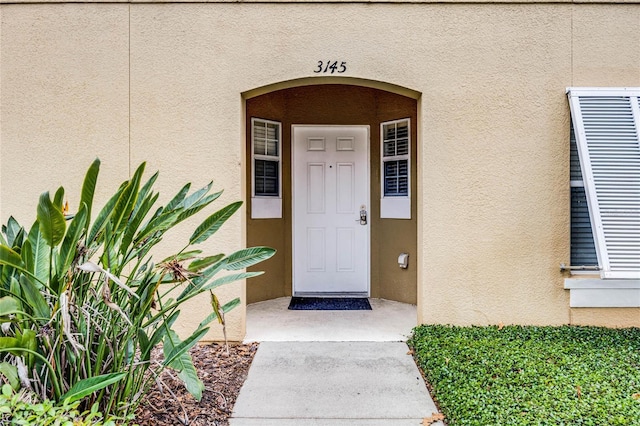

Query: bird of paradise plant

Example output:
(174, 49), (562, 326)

(0, 159), (274, 419)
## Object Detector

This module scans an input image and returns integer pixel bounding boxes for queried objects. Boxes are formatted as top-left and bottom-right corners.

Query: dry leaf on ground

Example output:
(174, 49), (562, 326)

(423, 412), (446, 425)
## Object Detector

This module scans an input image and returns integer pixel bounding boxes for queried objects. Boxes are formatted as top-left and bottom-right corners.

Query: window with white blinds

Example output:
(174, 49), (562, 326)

(380, 119), (411, 219)
(251, 118), (282, 219)
(567, 88), (640, 279)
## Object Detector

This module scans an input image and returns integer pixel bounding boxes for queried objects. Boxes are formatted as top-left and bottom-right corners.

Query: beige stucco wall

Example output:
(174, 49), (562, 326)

(2, 1), (639, 340)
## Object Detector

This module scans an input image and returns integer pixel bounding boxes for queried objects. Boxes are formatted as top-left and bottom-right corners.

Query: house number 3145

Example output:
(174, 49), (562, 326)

(314, 61), (347, 74)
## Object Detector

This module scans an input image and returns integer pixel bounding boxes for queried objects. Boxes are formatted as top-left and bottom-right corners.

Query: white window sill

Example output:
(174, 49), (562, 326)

(564, 278), (640, 308)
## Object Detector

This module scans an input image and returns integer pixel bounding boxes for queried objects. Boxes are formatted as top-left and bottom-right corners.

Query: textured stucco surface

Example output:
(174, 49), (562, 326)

(2, 2), (639, 339)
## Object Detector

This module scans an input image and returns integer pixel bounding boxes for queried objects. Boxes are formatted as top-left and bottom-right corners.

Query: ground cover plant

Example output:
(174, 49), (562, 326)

(409, 325), (640, 425)
(0, 159), (274, 421)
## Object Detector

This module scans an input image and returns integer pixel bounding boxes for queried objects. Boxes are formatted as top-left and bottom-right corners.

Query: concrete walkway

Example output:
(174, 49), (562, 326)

(230, 298), (444, 425)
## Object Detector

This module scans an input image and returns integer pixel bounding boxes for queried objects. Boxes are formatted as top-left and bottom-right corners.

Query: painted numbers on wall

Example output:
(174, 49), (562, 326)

(314, 61), (347, 74)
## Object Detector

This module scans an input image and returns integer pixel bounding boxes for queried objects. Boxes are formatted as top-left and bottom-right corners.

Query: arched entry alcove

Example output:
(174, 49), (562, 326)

(245, 81), (418, 305)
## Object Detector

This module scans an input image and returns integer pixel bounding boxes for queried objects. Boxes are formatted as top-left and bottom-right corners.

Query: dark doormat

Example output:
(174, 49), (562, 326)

(288, 297), (372, 311)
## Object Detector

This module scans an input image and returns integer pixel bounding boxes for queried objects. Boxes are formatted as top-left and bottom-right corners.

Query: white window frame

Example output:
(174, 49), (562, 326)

(380, 118), (411, 219)
(567, 87), (640, 280)
(251, 118), (282, 219)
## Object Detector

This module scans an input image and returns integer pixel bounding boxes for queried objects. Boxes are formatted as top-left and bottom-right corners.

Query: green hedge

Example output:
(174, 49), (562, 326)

(409, 325), (640, 425)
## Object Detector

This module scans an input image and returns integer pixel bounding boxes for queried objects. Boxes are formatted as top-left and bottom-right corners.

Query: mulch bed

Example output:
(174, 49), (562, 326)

(134, 342), (259, 426)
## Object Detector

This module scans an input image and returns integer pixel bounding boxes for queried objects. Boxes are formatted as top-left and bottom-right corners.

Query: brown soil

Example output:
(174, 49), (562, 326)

(134, 342), (259, 426)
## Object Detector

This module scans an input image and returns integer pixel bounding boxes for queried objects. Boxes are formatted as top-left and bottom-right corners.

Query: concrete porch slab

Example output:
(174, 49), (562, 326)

(244, 297), (417, 342)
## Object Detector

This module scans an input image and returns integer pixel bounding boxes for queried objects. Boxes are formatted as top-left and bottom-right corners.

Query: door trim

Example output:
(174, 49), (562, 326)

(291, 124), (371, 297)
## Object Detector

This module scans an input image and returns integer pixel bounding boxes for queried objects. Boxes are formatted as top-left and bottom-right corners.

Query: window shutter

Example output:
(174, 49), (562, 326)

(568, 88), (640, 279)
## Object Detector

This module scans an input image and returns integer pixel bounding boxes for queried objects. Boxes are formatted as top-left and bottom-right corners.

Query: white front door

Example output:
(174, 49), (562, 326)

(292, 125), (370, 295)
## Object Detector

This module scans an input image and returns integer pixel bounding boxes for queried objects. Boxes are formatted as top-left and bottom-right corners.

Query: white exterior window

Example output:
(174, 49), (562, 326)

(251, 118), (282, 219)
(380, 119), (411, 219)
(567, 88), (640, 280)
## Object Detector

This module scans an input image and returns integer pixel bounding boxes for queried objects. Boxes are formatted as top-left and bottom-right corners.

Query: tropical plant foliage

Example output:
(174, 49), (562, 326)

(0, 159), (275, 418)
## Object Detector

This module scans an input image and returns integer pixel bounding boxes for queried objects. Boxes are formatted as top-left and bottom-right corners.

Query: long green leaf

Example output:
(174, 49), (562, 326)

(221, 297), (241, 313)
(178, 182), (213, 209)
(60, 372), (126, 404)
(5, 217), (22, 247)
(0, 338), (20, 354)
(121, 192), (159, 256)
(9, 278), (21, 308)
(142, 309), (181, 352)
(163, 330), (205, 401)
(196, 311), (219, 331)
(111, 163), (144, 234)
(133, 171), (159, 215)
(37, 192), (66, 247)
(57, 203), (87, 277)
(188, 254), (224, 272)
(175, 192), (221, 224)
(0, 246), (27, 273)
(163, 327), (208, 370)
(18, 329), (37, 369)
(137, 328), (151, 363)
(0, 362), (19, 390)
(177, 257), (227, 301)
(87, 183), (124, 245)
(0, 296), (20, 317)
(189, 201), (242, 245)
(19, 276), (50, 321)
(53, 187), (65, 210)
(164, 183), (191, 212)
(159, 250), (202, 265)
(224, 247), (276, 270)
(80, 158), (100, 227)
(201, 271), (263, 292)
(20, 239), (33, 275)
(0, 246), (43, 287)
(27, 222), (49, 285)
(132, 208), (183, 251)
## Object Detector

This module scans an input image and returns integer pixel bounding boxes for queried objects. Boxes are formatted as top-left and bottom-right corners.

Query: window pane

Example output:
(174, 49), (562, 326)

(384, 177), (398, 195)
(396, 138), (409, 156)
(254, 138), (266, 155)
(398, 160), (408, 176)
(384, 124), (397, 140)
(262, 177), (278, 194)
(396, 123), (408, 139)
(262, 160), (277, 177)
(255, 160), (279, 196)
(384, 160), (408, 196)
(253, 123), (266, 139)
(383, 141), (396, 157)
(385, 161), (398, 177)
(266, 123), (278, 140)
(570, 187), (597, 265)
(266, 139), (278, 156)
(398, 176), (408, 194)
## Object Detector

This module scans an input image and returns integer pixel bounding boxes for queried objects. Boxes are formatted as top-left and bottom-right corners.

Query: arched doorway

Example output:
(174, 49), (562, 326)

(245, 83), (418, 305)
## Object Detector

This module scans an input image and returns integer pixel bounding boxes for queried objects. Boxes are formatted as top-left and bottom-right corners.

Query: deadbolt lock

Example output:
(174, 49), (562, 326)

(357, 205), (367, 225)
